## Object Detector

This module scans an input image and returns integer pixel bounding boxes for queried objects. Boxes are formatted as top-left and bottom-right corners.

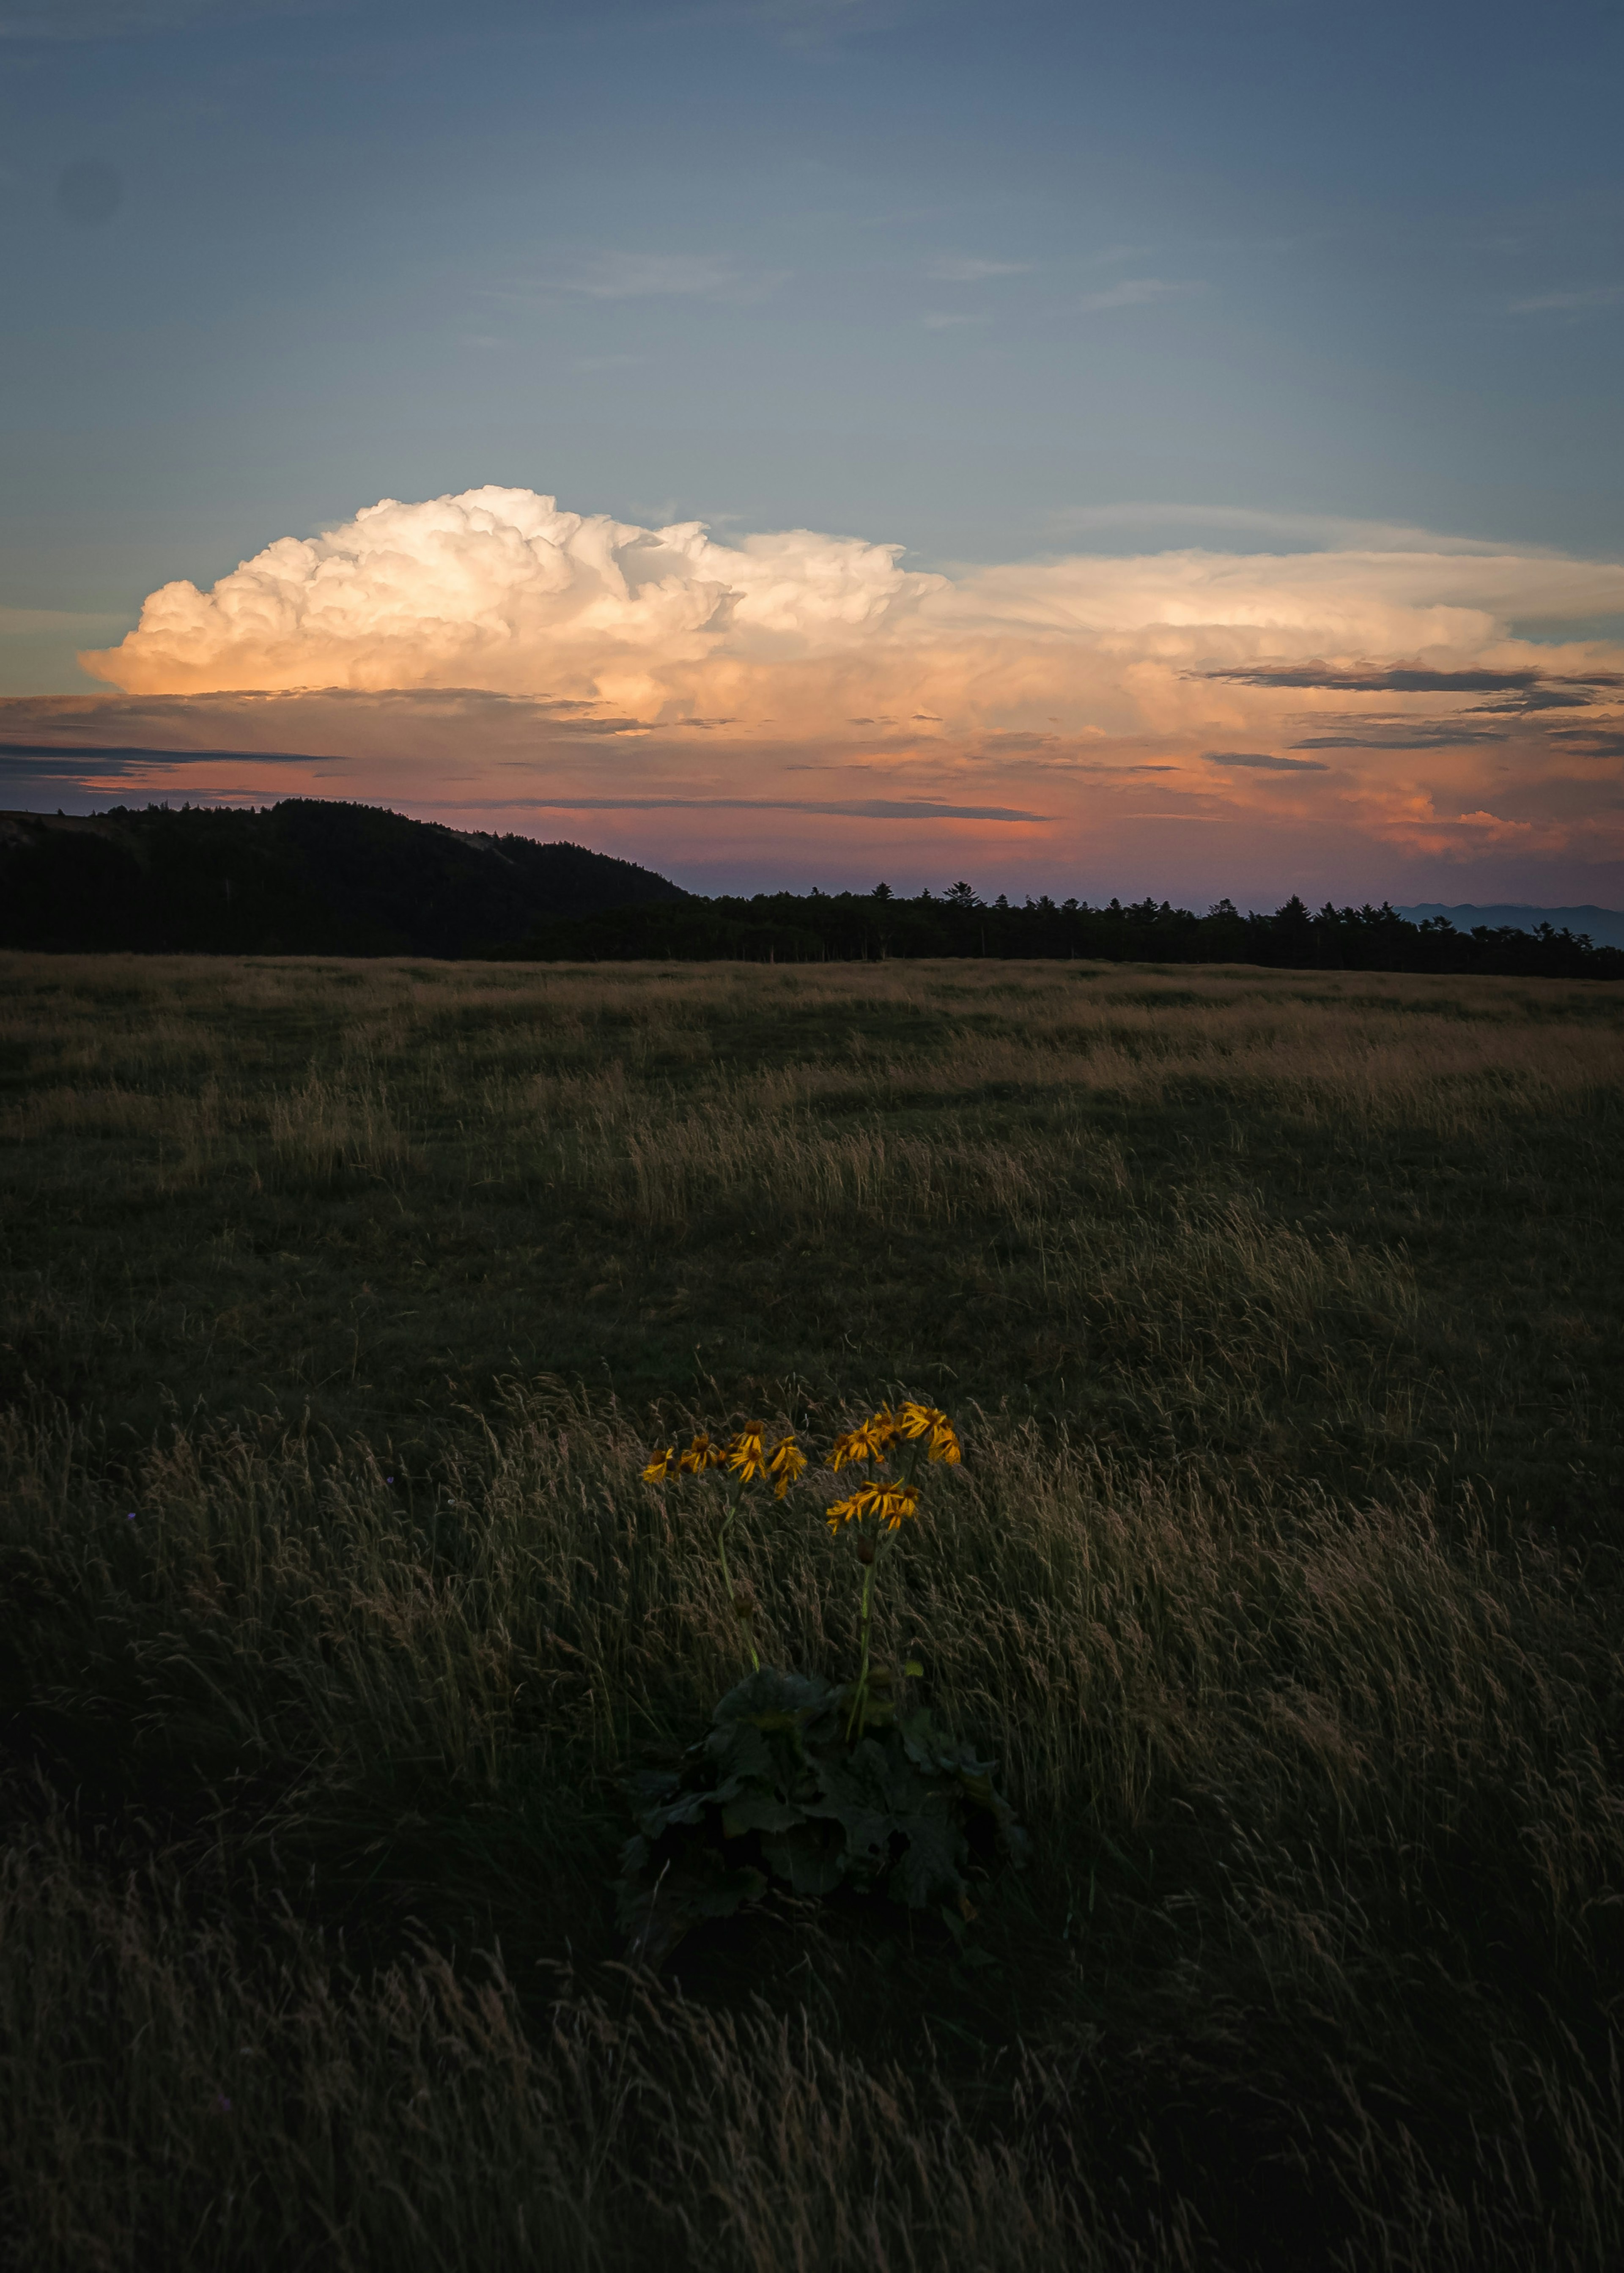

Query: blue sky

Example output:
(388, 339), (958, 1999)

(3, 0), (1622, 903)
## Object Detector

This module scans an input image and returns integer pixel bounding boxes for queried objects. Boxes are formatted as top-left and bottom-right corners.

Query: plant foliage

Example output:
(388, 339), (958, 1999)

(617, 1666), (1028, 1965)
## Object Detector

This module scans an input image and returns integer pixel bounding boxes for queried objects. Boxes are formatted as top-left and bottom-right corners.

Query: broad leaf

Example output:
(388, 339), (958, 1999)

(613, 1665), (1026, 1964)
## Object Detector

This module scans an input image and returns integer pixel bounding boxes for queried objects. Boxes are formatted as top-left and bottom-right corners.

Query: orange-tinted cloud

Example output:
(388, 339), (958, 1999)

(42, 486), (1624, 901)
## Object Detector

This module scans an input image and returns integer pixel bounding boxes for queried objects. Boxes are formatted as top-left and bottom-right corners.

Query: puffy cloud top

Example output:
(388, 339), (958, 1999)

(88, 487), (942, 700)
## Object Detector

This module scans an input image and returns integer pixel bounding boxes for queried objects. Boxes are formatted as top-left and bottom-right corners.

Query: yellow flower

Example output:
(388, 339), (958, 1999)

(880, 1483), (920, 1529)
(767, 1437), (807, 1498)
(865, 1406), (899, 1455)
(826, 1474), (921, 1533)
(678, 1433), (724, 1474)
(830, 1407), (899, 1469)
(899, 1402), (960, 1462)
(642, 1446), (675, 1483)
(727, 1426), (769, 1483)
(825, 1479), (886, 1532)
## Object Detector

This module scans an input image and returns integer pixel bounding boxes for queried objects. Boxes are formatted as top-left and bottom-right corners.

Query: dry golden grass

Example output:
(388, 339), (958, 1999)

(4, 956), (1616, 1220)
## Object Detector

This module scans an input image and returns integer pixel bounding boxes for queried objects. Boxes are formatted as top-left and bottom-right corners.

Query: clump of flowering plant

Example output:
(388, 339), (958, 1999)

(826, 1402), (961, 1736)
(643, 1425), (806, 1672)
(621, 1398), (1021, 1966)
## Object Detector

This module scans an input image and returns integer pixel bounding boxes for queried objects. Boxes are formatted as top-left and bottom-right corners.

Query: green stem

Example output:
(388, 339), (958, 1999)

(717, 1487), (759, 1673)
(848, 1552), (877, 1738)
(847, 1440), (922, 1738)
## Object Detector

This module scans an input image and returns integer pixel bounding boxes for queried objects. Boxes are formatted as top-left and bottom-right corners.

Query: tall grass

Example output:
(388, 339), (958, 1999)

(4, 1385), (1621, 2266)
(1, 953), (1621, 2265)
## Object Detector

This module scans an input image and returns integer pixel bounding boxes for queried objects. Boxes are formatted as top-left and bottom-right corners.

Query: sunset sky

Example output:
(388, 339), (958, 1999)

(4, 0), (1622, 907)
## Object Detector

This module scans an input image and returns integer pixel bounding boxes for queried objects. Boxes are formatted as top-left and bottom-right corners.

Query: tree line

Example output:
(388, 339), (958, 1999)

(494, 885), (1624, 980)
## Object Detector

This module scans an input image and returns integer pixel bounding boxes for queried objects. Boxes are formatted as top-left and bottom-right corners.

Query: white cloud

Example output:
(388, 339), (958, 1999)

(926, 256), (1033, 282)
(1076, 277), (1205, 314)
(1509, 284), (1624, 315)
(38, 489), (1624, 893)
(545, 252), (765, 301)
(1042, 502), (1522, 556)
(79, 485), (1624, 821)
(83, 487), (945, 699)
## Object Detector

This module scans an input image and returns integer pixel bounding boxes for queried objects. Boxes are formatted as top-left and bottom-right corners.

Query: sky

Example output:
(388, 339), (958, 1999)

(3, 0), (1623, 907)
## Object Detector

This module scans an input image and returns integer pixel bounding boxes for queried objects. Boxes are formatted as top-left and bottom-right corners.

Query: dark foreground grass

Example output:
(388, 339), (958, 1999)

(2, 953), (1622, 2269)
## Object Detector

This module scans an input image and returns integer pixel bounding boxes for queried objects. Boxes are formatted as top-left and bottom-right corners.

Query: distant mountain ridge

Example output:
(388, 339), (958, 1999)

(1395, 903), (1624, 950)
(0, 800), (687, 956)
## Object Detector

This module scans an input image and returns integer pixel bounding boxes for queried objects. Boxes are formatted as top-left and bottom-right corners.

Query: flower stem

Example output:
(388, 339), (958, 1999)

(848, 1551), (878, 1738)
(848, 1440), (923, 1737)
(717, 1488), (759, 1672)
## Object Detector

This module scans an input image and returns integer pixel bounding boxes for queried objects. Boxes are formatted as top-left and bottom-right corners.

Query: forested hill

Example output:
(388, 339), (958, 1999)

(4, 805), (1619, 978)
(0, 801), (687, 956)
(494, 887), (1624, 980)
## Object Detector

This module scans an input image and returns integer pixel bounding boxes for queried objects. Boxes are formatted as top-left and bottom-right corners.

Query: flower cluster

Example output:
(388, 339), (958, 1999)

(642, 1397), (962, 1734)
(830, 1401), (960, 1472)
(826, 1479), (920, 1535)
(898, 1401), (962, 1463)
(643, 1428), (807, 1498)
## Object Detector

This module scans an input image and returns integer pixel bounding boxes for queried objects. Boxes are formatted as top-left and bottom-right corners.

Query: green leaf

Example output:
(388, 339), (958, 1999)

(703, 1719), (779, 1784)
(638, 1770), (749, 1840)
(688, 1863), (770, 1919)
(719, 1792), (805, 1838)
(898, 1708), (948, 1772)
(713, 1668), (835, 1723)
(889, 1812), (968, 1908)
(615, 1664), (1029, 1959)
(760, 1821), (847, 1896)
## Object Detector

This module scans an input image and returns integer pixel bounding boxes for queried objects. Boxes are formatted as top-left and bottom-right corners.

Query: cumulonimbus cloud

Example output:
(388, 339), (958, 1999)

(80, 484), (1624, 737)
(69, 485), (1624, 894)
(82, 488), (945, 709)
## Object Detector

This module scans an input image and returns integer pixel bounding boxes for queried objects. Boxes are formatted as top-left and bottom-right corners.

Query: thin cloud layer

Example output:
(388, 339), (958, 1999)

(1076, 277), (1204, 314)
(1205, 751), (1330, 772)
(1206, 663), (1624, 694)
(927, 256), (1034, 281)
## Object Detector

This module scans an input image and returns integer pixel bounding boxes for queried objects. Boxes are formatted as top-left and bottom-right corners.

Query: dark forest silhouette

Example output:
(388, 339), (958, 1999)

(3, 801), (1619, 977)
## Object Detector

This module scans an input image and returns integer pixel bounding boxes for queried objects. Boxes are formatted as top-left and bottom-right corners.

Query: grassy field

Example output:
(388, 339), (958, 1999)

(1, 951), (1621, 2270)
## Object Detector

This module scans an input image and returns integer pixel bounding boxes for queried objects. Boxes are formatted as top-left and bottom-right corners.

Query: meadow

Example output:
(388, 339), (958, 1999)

(1, 951), (1621, 2270)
